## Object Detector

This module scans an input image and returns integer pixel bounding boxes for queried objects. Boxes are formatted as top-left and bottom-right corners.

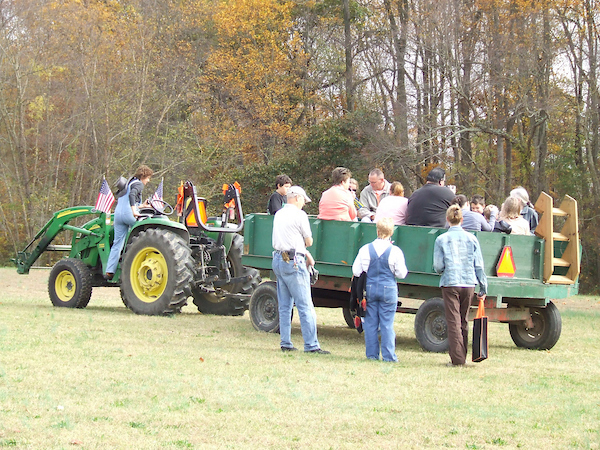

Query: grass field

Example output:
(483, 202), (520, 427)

(1, 268), (599, 449)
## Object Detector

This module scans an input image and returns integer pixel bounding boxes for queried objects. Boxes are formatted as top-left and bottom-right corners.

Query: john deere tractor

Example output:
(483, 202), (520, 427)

(14, 181), (260, 316)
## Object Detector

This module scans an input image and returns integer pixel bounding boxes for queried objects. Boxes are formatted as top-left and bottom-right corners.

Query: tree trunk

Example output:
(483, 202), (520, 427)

(342, 0), (354, 113)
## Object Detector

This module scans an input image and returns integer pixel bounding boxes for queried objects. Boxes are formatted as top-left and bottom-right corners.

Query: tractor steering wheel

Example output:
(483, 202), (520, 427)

(138, 199), (174, 216)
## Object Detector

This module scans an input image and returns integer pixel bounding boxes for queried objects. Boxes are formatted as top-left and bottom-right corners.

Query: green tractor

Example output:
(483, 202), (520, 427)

(14, 181), (260, 316)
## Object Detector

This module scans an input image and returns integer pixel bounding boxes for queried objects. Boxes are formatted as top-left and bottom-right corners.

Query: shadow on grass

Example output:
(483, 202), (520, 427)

(288, 322), (426, 353)
(7, 301), (136, 316)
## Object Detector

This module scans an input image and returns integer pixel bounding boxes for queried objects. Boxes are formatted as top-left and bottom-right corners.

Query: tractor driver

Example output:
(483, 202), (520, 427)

(105, 165), (153, 279)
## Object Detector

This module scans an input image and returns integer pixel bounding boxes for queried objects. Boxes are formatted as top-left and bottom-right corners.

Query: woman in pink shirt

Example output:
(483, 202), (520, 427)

(318, 167), (357, 221)
(374, 182), (408, 225)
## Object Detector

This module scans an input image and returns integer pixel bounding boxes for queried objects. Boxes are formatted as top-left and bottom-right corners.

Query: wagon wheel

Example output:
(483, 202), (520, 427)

(249, 281), (280, 333)
(343, 308), (357, 329)
(509, 302), (561, 350)
(414, 297), (448, 353)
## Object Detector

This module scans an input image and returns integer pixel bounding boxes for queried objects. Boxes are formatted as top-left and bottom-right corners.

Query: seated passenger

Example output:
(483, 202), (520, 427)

(358, 168), (391, 222)
(510, 186), (538, 234)
(452, 195), (497, 231)
(375, 182), (408, 225)
(470, 194), (486, 214)
(405, 167), (455, 227)
(498, 196), (530, 235)
(317, 167), (357, 221)
(349, 178), (366, 213)
(483, 205), (492, 222)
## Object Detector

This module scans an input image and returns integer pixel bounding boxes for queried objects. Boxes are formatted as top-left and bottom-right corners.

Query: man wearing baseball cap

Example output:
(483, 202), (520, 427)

(272, 186), (330, 354)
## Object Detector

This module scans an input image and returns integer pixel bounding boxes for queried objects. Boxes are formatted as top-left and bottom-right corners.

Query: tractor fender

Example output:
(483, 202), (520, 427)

(126, 217), (190, 246)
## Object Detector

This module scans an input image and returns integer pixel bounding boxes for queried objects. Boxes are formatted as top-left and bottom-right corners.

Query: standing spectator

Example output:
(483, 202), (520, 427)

(452, 195), (497, 231)
(272, 186), (330, 354)
(352, 217), (408, 362)
(267, 174), (292, 215)
(358, 169), (391, 221)
(105, 165), (154, 279)
(317, 167), (357, 221)
(434, 205), (487, 366)
(510, 186), (539, 234)
(405, 167), (455, 227)
(374, 182), (408, 225)
(499, 196), (530, 235)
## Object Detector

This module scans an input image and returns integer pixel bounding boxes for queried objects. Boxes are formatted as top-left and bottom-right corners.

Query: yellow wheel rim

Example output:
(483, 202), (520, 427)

(55, 270), (76, 302)
(129, 246), (168, 303)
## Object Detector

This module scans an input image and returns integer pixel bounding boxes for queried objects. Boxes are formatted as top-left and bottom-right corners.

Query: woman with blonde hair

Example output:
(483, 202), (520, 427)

(374, 181), (408, 225)
(499, 196), (530, 235)
(434, 205), (487, 366)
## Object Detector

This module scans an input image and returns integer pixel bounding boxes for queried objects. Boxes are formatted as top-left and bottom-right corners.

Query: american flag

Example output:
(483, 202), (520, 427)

(151, 178), (163, 209)
(94, 178), (115, 213)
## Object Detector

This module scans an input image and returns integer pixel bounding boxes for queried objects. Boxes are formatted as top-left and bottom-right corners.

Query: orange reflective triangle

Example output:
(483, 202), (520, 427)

(496, 246), (516, 277)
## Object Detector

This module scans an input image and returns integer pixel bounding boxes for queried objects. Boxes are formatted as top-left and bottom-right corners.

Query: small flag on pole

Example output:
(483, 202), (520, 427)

(95, 178), (115, 214)
(151, 178), (164, 209)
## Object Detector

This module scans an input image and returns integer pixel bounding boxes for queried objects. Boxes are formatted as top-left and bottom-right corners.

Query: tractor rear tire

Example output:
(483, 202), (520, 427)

(120, 228), (194, 315)
(414, 297), (449, 353)
(509, 301), (562, 350)
(48, 258), (93, 308)
(192, 233), (260, 316)
(249, 281), (280, 333)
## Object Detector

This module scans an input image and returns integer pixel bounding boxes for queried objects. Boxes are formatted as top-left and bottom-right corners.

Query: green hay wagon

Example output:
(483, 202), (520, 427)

(242, 193), (579, 352)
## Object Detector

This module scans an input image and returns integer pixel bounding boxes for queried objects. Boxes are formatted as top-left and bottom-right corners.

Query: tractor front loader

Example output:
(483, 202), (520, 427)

(14, 181), (260, 316)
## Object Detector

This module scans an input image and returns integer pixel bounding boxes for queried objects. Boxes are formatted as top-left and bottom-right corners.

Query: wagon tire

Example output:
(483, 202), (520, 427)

(48, 258), (93, 308)
(509, 301), (561, 350)
(414, 297), (448, 353)
(343, 308), (356, 329)
(249, 281), (280, 333)
(120, 228), (194, 315)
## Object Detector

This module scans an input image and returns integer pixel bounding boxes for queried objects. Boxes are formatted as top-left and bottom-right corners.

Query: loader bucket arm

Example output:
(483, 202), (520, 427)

(13, 206), (107, 274)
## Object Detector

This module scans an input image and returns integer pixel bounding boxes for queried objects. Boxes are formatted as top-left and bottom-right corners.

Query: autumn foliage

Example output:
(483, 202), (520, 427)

(1, 0), (599, 290)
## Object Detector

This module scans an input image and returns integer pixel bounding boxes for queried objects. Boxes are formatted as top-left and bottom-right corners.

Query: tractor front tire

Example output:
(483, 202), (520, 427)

(120, 228), (194, 315)
(48, 258), (93, 308)
(414, 297), (449, 353)
(192, 233), (260, 316)
(509, 301), (562, 350)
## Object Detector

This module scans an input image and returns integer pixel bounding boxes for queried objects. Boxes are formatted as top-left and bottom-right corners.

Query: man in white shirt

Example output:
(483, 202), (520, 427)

(272, 186), (330, 354)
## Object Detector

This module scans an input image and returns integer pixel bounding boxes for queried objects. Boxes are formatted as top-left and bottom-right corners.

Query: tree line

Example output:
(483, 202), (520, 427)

(0, 0), (598, 292)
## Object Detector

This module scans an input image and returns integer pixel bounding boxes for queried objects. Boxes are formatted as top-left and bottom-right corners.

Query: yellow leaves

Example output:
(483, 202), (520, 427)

(27, 95), (54, 122)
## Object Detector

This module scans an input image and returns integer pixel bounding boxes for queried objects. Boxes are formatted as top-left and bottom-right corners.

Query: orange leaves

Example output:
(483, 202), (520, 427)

(194, 0), (309, 162)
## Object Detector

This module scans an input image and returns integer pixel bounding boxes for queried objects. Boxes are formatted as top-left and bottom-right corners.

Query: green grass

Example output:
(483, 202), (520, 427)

(1, 268), (599, 448)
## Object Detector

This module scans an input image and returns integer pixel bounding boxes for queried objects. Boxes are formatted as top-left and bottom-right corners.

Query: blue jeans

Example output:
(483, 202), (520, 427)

(272, 252), (320, 351)
(106, 196), (136, 274)
(364, 300), (397, 362)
